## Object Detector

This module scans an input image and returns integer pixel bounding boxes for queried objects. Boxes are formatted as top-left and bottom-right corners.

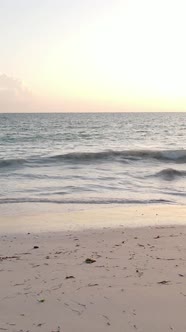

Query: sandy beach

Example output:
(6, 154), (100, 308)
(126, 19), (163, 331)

(1, 205), (186, 332)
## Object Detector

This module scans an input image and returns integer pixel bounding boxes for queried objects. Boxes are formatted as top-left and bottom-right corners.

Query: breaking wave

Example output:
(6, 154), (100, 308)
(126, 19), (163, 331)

(51, 149), (186, 162)
(0, 149), (186, 169)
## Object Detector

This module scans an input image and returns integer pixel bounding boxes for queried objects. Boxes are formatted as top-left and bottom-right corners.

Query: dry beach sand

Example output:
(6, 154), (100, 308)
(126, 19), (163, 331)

(0, 204), (186, 332)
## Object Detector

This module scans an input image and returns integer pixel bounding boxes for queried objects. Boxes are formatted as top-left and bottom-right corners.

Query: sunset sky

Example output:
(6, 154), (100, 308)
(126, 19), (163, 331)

(0, 0), (186, 112)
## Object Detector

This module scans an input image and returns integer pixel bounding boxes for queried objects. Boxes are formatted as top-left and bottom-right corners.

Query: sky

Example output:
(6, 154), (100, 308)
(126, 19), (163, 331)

(0, 0), (186, 112)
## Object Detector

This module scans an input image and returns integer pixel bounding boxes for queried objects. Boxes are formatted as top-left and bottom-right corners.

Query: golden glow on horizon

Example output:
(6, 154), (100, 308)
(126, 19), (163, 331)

(38, 1), (185, 110)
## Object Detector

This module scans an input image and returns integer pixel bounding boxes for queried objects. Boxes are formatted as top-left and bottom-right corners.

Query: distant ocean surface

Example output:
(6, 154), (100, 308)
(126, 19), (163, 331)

(0, 112), (186, 214)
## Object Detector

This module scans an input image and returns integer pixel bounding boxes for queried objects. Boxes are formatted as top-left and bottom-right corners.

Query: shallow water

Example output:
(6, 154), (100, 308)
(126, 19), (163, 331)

(0, 112), (186, 214)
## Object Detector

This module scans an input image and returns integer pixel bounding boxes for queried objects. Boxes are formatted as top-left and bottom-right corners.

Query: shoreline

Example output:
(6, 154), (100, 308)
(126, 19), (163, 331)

(1, 223), (186, 331)
(0, 203), (186, 234)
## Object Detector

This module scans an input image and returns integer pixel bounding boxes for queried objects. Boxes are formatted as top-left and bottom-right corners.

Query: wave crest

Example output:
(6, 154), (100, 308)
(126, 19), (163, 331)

(52, 149), (186, 162)
(0, 158), (26, 168)
(155, 168), (186, 180)
(0, 149), (186, 170)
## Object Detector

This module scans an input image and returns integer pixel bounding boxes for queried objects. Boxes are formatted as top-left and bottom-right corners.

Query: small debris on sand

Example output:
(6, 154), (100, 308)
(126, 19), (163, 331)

(157, 280), (170, 285)
(0, 256), (19, 261)
(85, 258), (96, 264)
(38, 299), (45, 303)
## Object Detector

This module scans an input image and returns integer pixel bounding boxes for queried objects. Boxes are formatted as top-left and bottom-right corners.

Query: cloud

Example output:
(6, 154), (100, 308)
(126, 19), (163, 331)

(0, 74), (33, 112)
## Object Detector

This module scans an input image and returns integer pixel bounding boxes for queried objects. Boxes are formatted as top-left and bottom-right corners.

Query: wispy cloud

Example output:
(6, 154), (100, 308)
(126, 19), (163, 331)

(0, 74), (33, 112)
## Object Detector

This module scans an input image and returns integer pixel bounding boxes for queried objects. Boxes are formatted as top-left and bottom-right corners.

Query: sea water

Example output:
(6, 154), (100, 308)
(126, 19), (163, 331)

(0, 112), (185, 215)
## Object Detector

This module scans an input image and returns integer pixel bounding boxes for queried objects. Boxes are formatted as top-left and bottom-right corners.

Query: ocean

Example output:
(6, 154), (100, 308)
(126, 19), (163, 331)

(0, 112), (186, 215)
